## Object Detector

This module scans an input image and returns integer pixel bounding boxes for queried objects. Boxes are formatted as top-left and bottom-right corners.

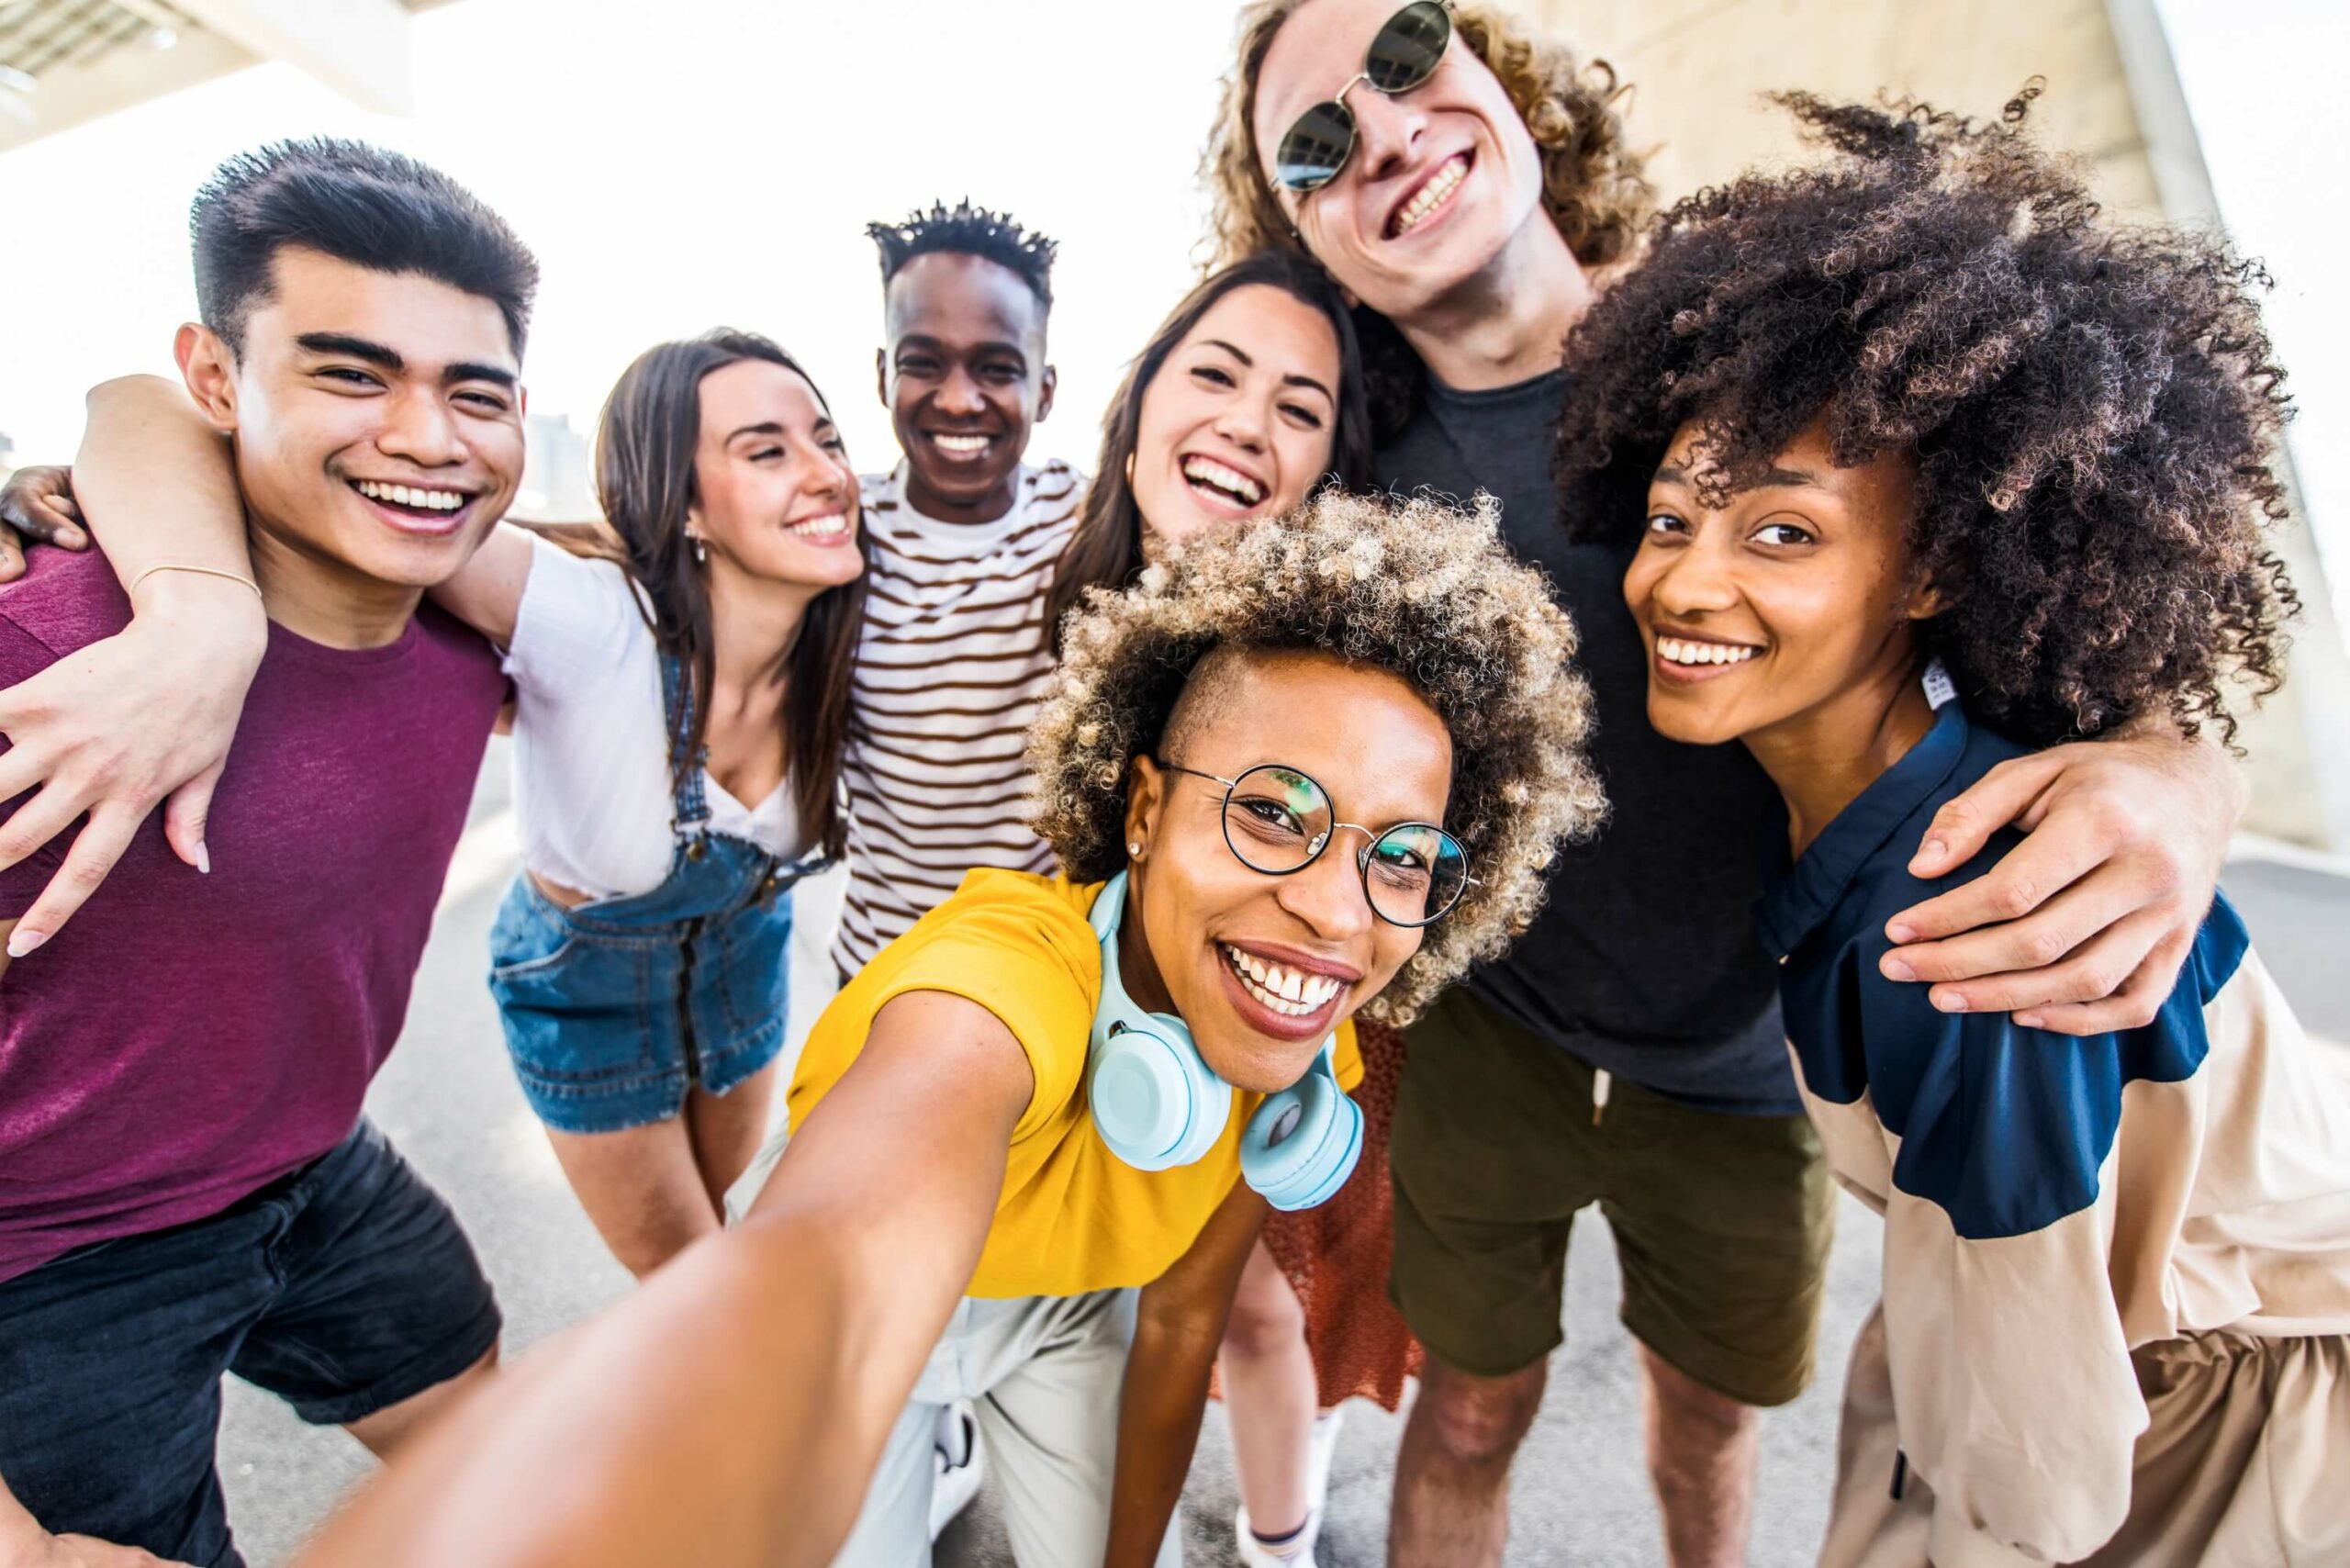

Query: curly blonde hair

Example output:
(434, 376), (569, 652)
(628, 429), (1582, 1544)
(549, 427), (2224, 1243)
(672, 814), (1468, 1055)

(1202, 0), (1654, 271)
(1028, 488), (1606, 1025)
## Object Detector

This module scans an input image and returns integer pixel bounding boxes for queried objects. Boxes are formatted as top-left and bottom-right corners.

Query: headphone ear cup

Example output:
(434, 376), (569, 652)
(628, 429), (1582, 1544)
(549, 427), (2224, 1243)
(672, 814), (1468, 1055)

(1241, 1065), (1364, 1212)
(1090, 1017), (1235, 1171)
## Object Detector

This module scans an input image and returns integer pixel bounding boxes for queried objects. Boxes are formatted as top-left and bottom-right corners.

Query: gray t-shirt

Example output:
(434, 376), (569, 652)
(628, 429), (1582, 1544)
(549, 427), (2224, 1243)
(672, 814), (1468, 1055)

(1377, 370), (1799, 1114)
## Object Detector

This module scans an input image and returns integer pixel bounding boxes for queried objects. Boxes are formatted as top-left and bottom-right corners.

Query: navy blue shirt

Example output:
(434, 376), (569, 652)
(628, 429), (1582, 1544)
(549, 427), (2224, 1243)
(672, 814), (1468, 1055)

(1759, 698), (2249, 1239)
(1377, 371), (1796, 1113)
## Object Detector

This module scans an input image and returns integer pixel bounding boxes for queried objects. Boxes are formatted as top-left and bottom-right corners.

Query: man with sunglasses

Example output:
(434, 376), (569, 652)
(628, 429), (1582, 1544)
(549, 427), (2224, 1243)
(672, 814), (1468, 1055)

(1209, 5), (2252, 1566)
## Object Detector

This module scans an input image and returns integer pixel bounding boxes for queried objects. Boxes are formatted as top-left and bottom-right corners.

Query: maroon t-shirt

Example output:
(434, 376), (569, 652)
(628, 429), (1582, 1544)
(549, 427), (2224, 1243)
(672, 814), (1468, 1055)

(0, 547), (506, 1283)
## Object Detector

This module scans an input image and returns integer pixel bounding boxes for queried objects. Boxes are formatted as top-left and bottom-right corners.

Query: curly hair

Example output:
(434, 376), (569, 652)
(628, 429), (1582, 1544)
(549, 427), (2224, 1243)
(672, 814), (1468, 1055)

(1202, 0), (1655, 439)
(1555, 87), (2297, 747)
(1029, 487), (1606, 1024)
(867, 198), (1058, 305)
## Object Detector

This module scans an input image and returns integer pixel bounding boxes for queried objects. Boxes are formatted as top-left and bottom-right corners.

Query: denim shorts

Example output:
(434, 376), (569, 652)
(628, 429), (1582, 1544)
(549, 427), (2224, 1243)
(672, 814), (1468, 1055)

(0, 1120), (500, 1568)
(487, 858), (797, 1135)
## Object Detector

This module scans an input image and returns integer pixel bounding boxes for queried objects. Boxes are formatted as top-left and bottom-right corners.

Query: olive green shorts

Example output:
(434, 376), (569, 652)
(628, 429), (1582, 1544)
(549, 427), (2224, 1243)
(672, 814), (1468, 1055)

(1390, 985), (1835, 1406)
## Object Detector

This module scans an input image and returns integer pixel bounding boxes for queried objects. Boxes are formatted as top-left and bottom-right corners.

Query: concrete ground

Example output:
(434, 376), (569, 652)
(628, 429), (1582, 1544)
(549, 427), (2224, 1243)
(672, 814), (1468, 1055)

(214, 744), (2350, 1567)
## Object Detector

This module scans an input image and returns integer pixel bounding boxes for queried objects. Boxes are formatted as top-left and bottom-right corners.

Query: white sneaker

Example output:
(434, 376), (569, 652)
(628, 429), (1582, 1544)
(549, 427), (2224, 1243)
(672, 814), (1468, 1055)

(1234, 1505), (1319, 1568)
(1235, 1410), (1342, 1568)
(928, 1402), (983, 1540)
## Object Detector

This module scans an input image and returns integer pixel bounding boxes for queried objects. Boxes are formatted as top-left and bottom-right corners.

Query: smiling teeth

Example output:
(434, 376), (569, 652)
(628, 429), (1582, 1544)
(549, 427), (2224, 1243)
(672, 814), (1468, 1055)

(1181, 455), (1266, 506)
(932, 433), (989, 454)
(1221, 943), (1344, 1017)
(356, 479), (464, 511)
(789, 512), (850, 538)
(1658, 636), (1761, 666)
(1393, 154), (1468, 236)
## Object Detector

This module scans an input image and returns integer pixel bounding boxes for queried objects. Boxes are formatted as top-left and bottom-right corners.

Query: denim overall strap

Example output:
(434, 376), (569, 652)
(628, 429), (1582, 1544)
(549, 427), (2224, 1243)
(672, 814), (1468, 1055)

(658, 652), (714, 846)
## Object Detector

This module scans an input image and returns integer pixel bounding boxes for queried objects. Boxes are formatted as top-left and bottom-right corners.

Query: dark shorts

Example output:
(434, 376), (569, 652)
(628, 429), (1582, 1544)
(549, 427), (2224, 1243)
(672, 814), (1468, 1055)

(1390, 985), (1834, 1405)
(0, 1120), (500, 1568)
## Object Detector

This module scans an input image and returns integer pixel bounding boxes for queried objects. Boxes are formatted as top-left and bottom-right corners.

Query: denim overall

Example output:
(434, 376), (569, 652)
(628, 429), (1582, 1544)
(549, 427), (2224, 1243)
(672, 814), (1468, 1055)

(487, 655), (833, 1135)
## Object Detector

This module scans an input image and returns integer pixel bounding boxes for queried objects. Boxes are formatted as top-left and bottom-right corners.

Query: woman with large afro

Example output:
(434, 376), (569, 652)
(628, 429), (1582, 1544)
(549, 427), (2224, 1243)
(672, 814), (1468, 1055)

(1558, 86), (2350, 1568)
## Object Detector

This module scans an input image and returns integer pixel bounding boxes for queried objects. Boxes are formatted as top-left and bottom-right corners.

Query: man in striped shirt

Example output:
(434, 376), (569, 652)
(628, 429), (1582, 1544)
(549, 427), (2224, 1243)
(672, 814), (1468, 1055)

(836, 198), (1085, 1540)
(833, 203), (1082, 971)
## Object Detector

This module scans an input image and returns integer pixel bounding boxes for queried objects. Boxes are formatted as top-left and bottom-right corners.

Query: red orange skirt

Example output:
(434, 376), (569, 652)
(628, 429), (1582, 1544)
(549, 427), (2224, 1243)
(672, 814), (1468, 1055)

(1258, 1019), (1424, 1410)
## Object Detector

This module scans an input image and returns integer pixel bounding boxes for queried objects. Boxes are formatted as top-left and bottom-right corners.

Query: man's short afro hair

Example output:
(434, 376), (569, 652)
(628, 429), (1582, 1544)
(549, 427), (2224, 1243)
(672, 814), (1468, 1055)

(1558, 86), (2298, 747)
(867, 198), (1058, 306)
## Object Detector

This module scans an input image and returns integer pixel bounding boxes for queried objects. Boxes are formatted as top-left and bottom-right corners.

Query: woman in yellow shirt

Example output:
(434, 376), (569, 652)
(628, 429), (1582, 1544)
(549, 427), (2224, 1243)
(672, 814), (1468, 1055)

(296, 487), (1606, 1568)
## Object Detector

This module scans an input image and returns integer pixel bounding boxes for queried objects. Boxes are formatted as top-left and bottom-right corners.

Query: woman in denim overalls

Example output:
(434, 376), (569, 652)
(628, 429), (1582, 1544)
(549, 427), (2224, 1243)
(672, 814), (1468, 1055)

(467, 329), (867, 1276)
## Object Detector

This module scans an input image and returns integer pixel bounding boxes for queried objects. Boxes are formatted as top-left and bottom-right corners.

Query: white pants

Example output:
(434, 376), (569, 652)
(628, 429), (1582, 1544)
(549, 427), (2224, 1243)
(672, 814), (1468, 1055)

(726, 1133), (1185, 1568)
(827, 1289), (1186, 1568)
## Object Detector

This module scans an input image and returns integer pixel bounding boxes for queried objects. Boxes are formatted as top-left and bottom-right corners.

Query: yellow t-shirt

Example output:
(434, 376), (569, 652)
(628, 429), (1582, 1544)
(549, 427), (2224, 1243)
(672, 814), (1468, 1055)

(788, 868), (1365, 1298)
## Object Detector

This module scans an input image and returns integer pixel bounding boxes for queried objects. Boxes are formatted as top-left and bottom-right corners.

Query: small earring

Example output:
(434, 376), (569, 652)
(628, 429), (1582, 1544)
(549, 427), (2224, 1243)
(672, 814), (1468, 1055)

(690, 534), (707, 565)
(1126, 840), (1143, 857)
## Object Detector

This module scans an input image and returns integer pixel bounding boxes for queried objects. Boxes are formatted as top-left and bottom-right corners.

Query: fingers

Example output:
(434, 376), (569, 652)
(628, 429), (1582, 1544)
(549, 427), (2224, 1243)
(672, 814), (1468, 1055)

(1885, 812), (2112, 951)
(2013, 919), (2200, 1036)
(162, 763), (222, 874)
(5, 806), (141, 956)
(1893, 903), (2170, 1022)
(0, 466), (89, 550)
(0, 782), (83, 876)
(1884, 842), (2153, 986)
(1904, 749), (2067, 879)
(0, 742), (46, 805)
(0, 528), (21, 584)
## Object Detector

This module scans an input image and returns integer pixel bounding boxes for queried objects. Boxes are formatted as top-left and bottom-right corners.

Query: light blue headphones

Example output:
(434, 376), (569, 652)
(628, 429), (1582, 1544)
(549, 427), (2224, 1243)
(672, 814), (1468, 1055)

(1085, 870), (1364, 1211)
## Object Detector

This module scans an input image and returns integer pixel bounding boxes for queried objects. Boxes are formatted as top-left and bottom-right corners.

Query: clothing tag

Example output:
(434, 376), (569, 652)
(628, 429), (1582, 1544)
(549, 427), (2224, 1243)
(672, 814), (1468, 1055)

(1921, 659), (1957, 711)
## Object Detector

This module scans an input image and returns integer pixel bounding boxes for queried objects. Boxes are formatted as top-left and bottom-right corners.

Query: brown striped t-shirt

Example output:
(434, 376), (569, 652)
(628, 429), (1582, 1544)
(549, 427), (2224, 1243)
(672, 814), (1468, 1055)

(830, 459), (1085, 974)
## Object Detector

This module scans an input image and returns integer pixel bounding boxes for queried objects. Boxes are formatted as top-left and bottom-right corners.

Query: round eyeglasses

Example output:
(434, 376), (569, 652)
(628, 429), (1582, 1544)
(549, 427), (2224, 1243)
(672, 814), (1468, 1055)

(1156, 760), (1472, 928)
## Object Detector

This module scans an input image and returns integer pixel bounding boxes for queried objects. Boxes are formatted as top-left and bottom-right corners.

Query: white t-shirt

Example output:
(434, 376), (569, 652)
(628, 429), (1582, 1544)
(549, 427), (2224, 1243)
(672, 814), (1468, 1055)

(829, 460), (1084, 972)
(504, 534), (806, 902)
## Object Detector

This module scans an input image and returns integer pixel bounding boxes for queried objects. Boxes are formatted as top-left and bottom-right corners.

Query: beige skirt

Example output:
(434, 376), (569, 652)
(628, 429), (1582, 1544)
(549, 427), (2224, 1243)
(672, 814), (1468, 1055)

(1821, 1308), (2350, 1568)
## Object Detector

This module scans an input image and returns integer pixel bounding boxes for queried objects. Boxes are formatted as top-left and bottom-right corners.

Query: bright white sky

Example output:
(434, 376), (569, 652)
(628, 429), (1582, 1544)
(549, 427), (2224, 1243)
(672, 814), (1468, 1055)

(0, 0), (1245, 490)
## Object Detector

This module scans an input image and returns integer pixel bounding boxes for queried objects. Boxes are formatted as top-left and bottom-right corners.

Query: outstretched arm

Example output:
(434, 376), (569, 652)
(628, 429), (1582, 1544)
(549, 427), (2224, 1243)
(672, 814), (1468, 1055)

(294, 988), (1032, 1568)
(1882, 715), (2241, 1034)
(1104, 1181), (1270, 1568)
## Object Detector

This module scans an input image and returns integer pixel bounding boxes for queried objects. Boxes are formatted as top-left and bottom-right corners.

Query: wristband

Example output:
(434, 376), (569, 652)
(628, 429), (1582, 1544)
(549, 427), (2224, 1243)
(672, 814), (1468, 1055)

(127, 562), (263, 601)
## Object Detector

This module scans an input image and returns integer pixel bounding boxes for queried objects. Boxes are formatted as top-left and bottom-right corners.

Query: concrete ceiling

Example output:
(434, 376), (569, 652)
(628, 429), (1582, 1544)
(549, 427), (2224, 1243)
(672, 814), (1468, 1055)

(0, 0), (457, 151)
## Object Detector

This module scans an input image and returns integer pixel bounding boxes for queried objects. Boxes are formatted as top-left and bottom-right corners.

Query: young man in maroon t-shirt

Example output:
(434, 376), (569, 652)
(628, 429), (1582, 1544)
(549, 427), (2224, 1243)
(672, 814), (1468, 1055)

(0, 141), (533, 1568)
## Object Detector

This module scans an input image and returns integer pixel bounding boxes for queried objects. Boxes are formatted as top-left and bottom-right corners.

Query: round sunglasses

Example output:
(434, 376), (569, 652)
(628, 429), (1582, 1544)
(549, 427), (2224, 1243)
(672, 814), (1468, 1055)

(1156, 760), (1473, 928)
(1272, 0), (1455, 195)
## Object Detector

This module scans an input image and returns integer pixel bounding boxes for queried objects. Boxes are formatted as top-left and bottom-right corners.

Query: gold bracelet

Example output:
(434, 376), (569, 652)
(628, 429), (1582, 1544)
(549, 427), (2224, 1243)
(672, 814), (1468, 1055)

(127, 562), (263, 601)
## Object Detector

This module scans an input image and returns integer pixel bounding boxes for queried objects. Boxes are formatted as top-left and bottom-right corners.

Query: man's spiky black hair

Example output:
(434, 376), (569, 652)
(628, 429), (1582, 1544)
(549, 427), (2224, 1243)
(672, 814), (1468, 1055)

(191, 138), (537, 357)
(866, 198), (1058, 306)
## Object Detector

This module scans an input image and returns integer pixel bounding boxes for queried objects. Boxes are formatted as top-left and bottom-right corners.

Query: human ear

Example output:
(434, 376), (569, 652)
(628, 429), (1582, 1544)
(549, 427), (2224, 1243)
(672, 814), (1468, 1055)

(1123, 755), (1167, 864)
(874, 348), (890, 409)
(1036, 364), (1058, 424)
(1906, 575), (1952, 622)
(174, 323), (240, 434)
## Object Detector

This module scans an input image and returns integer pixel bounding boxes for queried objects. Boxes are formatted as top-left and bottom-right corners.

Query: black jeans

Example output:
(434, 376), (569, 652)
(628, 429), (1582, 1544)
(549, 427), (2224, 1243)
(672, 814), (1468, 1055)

(0, 1120), (499, 1567)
